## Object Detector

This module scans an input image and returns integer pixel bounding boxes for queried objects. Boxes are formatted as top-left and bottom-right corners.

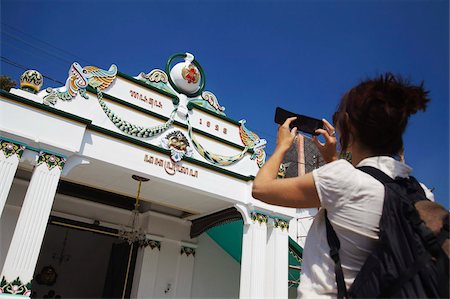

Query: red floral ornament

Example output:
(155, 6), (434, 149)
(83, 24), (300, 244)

(182, 65), (200, 84)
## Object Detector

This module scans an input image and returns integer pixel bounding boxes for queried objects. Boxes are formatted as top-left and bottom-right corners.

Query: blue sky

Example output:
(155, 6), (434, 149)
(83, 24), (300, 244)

(1, 0), (448, 207)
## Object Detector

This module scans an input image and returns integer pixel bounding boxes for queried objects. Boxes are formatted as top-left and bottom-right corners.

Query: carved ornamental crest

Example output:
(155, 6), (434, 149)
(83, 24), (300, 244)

(160, 130), (193, 162)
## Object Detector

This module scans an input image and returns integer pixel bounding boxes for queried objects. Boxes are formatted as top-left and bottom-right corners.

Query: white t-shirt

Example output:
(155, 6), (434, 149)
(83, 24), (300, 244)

(298, 156), (433, 298)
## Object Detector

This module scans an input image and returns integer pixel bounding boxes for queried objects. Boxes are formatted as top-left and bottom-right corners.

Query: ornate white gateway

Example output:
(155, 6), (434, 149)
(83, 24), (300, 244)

(41, 53), (265, 169)
(0, 53), (306, 298)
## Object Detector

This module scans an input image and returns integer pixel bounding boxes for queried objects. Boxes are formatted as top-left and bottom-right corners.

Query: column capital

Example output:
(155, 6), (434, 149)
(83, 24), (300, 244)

(272, 217), (290, 232)
(140, 239), (161, 251)
(235, 204), (272, 226)
(0, 276), (32, 296)
(180, 246), (196, 257)
(0, 139), (26, 159)
(250, 211), (269, 226)
(36, 151), (66, 171)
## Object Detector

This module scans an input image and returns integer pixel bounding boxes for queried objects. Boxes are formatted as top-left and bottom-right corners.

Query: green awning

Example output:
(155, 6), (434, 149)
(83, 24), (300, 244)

(206, 220), (302, 287)
(207, 220), (244, 263)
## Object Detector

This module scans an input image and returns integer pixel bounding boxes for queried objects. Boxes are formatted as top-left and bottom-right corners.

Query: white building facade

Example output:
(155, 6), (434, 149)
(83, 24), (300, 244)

(0, 53), (311, 298)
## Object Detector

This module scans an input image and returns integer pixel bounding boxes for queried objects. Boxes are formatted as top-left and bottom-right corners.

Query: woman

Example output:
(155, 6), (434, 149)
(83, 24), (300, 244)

(252, 73), (433, 298)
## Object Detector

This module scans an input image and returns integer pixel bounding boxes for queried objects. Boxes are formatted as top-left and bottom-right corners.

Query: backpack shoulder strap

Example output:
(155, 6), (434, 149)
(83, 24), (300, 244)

(358, 166), (427, 200)
(357, 165), (395, 184)
(324, 209), (348, 299)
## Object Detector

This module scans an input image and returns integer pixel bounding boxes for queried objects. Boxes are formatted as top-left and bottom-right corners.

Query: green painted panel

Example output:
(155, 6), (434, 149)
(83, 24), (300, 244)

(206, 220), (303, 288)
(206, 220), (243, 263)
(289, 250), (301, 286)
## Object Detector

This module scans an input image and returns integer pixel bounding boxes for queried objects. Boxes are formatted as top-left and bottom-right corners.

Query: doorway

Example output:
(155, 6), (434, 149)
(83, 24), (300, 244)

(32, 216), (138, 298)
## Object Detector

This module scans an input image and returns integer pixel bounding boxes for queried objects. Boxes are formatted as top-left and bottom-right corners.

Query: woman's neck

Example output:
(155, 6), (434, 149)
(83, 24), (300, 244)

(350, 142), (377, 166)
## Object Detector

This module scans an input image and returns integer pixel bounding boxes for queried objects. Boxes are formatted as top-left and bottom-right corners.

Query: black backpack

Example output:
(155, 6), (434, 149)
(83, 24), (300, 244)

(325, 166), (449, 298)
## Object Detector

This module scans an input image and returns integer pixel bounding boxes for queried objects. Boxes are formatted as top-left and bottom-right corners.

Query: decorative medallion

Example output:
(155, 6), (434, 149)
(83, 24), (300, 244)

(239, 120), (267, 168)
(139, 239), (161, 250)
(20, 70), (43, 94)
(0, 276), (32, 296)
(250, 212), (268, 225)
(36, 152), (66, 171)
(182, 64), (200, 84)
(274, 218), (290, 231)
(160, 130), (193, 162)
(180, 246), (196, 257)
(43, 62), (117, 105)
(168, 53), (202, 95)
(188, 91), (226, 116)
(0, 140), (25, 159)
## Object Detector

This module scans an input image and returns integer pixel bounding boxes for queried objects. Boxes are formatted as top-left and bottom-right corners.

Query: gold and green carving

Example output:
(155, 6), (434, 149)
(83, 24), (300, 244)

(274, 218), (290, 231)
(140, 239), (161, 250)
(0, 140), (25, 159)
(180, 246), (196, 257)
(251, 212), (268, 225)
(37, 151), (66, 171)
(0, 276), (32, 296)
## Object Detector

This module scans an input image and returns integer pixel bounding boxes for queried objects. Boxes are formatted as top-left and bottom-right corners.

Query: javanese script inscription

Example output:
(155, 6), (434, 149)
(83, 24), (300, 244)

(144, 154), (198, 178)
(130, 90), (163, 109)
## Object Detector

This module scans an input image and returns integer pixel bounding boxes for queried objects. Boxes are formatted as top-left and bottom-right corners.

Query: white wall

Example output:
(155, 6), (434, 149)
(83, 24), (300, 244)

(191, 234), (240, 299)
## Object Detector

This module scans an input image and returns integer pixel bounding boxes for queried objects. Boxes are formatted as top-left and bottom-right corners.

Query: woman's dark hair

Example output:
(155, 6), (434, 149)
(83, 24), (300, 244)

(333, 73), (430, 156)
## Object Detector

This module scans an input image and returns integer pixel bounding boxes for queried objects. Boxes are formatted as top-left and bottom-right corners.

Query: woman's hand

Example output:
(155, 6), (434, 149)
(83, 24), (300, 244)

(276, 117), (298, 153)
(252, 115), (321, 209)
(312, 119), (338, 163)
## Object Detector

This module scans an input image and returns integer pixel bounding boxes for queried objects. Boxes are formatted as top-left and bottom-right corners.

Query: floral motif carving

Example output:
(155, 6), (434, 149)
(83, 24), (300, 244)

(274, 218), (290, 231)
(251, 212), (268, 225)
(181, 246), (196, 257)
(182, 64), (200, 84)
(138, 69), (168, 84)
(0, 140), (25, 159)
(187, 91), (226, 116)
(140, 239), (161, 250)
(0, 276), (32, 296)
(136, 69), (174, 94)
(36, 151), (66, 171)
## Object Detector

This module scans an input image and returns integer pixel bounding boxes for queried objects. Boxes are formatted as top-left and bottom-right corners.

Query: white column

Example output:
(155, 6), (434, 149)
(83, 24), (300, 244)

(235, 204), (268, 299)
(174, 244), (196, 298)
(265, 221), (275, 298)
(0, 140), (25, 217)
(131, 240), (161, 299)
(0, 151), (65, 297)
(265, 218), (289, 298)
